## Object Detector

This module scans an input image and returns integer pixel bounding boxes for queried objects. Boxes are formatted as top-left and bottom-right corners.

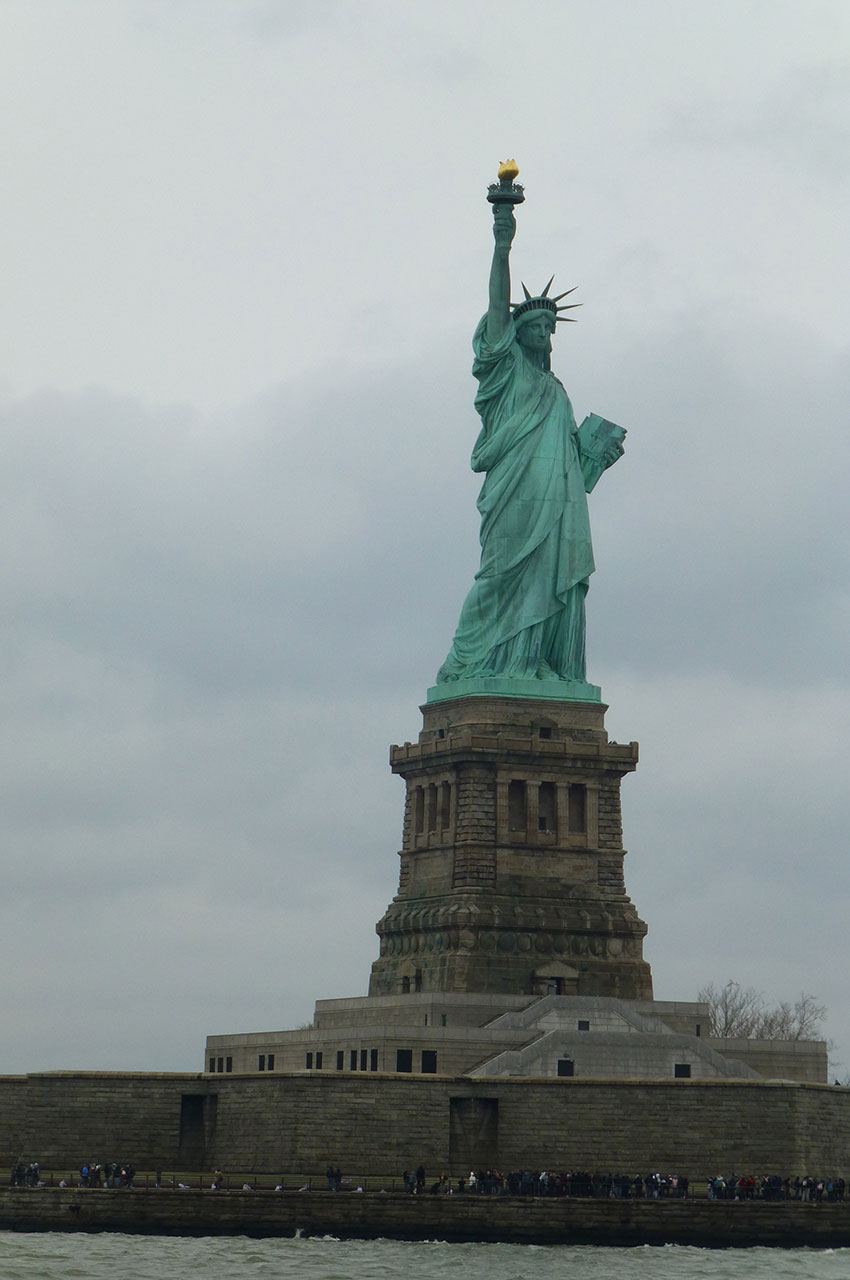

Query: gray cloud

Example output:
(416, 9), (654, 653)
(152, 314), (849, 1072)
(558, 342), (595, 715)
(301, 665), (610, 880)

(1, 0), (848, 1074)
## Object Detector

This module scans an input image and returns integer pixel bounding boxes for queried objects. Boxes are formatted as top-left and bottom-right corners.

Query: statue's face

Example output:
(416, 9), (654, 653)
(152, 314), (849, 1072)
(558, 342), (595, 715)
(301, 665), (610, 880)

(516, 312), (555, 356)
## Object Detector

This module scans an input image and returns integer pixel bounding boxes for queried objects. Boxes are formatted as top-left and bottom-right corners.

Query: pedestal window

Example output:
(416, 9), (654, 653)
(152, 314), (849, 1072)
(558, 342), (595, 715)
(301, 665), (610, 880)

(508, 780), (526, 831)
(569, 784), (587, 833)
(538, 781), (556, 833)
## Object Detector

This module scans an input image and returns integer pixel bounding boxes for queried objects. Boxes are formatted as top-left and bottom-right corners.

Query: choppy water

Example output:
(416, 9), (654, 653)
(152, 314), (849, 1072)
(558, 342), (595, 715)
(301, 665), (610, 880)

(0, 1235), (848, 1279)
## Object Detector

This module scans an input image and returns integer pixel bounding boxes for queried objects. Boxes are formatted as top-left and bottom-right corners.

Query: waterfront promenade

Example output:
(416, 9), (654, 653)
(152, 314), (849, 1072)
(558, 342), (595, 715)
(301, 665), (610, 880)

(4, 1186), (850, 1247)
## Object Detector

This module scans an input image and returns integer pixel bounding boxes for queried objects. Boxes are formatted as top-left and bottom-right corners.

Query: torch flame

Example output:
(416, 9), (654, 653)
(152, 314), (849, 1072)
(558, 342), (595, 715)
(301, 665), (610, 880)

(497, 159), (519, 183)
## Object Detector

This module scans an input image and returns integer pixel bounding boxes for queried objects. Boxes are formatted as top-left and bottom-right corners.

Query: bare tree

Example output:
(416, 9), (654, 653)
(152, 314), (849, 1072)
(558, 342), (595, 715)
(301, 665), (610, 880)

(697, 980), (826, 1041)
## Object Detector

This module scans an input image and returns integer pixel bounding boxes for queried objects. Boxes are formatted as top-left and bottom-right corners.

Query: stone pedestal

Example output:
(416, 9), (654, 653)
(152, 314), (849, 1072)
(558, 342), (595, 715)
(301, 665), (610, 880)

(369, 695), (653, 1000)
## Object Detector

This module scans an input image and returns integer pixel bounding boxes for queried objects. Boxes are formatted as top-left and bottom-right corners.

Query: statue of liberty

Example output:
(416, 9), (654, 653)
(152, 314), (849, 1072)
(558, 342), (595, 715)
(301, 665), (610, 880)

(433, 163), (625, 701)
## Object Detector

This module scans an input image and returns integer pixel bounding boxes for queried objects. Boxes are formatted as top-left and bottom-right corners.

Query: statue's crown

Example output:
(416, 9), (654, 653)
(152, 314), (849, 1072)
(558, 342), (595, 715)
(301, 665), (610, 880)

(512, 276), (581, 324)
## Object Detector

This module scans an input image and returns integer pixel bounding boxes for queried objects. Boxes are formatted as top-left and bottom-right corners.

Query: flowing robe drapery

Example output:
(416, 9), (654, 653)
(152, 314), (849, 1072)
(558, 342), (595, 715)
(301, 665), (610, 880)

(436, 316), (597, 684)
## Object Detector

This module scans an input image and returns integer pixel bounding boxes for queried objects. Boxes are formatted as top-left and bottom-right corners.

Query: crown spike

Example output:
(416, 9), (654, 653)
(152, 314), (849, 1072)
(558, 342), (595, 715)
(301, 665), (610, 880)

(511, 281), (580, 325)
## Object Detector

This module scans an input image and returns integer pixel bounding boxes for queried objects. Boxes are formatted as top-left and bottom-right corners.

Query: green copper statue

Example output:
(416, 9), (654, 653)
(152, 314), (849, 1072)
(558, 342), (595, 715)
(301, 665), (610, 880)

(430, 162), (625, 705)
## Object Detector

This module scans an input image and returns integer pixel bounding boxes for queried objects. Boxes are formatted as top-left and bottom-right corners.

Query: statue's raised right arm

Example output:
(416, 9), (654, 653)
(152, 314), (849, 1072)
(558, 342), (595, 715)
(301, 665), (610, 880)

(485, 204), (516, 345)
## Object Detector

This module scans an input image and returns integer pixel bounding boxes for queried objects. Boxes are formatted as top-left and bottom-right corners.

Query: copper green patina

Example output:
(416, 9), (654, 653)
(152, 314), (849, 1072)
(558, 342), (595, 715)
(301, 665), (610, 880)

(428, 165), (625, 706)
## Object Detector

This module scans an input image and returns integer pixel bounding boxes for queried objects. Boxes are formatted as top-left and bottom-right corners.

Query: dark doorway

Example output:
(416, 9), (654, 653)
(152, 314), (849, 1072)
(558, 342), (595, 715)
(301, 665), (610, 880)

(449, 1096), (499, 1170)
(178, 1093), (217, 1169)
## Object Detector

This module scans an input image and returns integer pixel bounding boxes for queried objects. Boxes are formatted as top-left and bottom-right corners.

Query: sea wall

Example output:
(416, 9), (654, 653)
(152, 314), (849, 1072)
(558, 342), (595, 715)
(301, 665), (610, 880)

(2, 1071), (850, 1178)
(3, 1187), (850, 1247)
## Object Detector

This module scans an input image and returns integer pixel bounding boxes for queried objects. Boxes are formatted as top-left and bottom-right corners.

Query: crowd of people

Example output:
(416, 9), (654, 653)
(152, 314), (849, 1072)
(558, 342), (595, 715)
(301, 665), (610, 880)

(707, 1174), (846, 1201)
(76, 1161), (137, 1188)
(10, 1160), (142, 1189)
(9, 1161), (41, 1187)
(400, 1168), (849, 1201)
(9, 1160), (849, 1201)
(402, 1169), (691, 1197)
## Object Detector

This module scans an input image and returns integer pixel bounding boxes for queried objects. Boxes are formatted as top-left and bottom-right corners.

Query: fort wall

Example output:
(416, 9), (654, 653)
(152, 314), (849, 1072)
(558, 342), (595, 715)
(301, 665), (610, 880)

(3, 1071), (849, 1179)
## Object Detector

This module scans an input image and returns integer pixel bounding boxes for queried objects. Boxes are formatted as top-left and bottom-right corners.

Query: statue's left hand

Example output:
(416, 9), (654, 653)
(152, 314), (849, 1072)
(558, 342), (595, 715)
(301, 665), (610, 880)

(602, 441), (625, 466)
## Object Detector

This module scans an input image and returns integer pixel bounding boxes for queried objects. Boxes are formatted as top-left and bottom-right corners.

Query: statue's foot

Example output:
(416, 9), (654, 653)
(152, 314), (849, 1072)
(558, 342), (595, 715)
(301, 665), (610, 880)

(536, 661), (560, 680)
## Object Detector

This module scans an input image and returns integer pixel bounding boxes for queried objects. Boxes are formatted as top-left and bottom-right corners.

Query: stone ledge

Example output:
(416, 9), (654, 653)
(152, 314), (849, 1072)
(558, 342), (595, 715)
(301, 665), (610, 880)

(426, 677), (602, 705)
(390, 734), (638, 770)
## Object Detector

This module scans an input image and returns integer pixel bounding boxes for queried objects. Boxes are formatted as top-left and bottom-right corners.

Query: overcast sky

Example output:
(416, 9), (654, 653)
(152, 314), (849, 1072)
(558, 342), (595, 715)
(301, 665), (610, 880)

(1, 0), (848, 1077)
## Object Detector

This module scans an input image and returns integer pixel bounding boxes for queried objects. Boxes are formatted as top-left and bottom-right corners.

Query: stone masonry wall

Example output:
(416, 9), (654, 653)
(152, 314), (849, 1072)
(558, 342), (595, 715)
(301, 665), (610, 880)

(596, 777), (624, 850)
(3, 1072), (850, 1179)
(9, 1187), (850, 1246)
(597, 857), (626, 895)
(454, 765), (495, 845)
